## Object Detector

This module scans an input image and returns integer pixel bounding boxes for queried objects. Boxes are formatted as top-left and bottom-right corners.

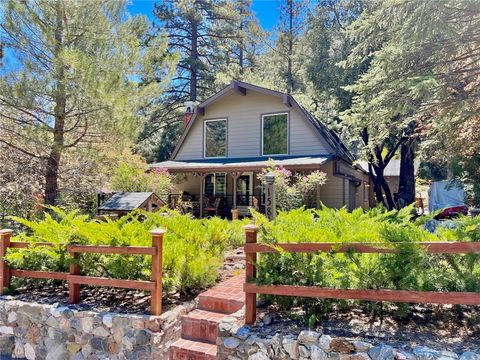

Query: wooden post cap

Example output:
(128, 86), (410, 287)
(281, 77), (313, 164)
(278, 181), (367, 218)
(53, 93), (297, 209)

(0, 229), (13, 235)
(243, 224), (259, 232)
(150, 229), (167, 236)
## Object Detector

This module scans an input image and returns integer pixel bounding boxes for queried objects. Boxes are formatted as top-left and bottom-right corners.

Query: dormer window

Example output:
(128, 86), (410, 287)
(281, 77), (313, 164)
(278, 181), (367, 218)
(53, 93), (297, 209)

(262, 113), (288, 156)
(204, 119), (227, 158)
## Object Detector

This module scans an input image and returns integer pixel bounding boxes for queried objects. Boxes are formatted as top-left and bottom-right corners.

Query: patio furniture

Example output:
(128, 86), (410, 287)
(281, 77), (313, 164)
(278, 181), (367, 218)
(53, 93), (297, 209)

(205, 197), (221, 217)
(181, 201), (194, 214)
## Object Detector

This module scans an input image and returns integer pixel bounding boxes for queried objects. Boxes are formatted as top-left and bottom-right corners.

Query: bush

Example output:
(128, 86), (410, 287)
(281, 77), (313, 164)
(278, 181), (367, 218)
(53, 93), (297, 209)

(109, 156), (174, 199)
(251, 207), (480, 323)
(6, 207), (248, 295)
(257, 161), (326, 210)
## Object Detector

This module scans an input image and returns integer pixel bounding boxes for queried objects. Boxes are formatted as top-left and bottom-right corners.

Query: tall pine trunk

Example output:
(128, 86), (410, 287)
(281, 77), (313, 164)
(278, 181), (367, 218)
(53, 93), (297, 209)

(189, 18), (198, 102)
(45, 0), (66, 206)
(238, 0), (244, 74)
(397, 137), (416, 208)
(286, 0), (293, 94)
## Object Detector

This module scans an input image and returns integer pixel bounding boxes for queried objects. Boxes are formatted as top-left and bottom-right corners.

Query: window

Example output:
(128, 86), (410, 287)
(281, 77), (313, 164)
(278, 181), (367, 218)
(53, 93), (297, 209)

(204, 119), (227, 158)
(204, 173), (226, 196)
(262, 113), (288, 155)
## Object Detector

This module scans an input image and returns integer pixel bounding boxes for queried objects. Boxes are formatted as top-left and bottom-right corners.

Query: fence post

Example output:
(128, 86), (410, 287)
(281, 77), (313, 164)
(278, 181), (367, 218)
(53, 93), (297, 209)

(0, 229), (12, 295)
(69, 251), (81, 304)
(150, 229), (166, 316)
(244, 224), (259, 325)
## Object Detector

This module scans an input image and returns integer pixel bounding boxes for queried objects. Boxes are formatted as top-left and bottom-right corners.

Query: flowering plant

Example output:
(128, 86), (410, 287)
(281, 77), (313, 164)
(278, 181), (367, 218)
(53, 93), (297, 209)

(257, 160), (326, 211)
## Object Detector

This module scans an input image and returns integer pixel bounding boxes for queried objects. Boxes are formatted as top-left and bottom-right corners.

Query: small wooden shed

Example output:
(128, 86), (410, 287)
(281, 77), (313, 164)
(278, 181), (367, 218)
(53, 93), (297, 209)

(98, 192), (165, 217)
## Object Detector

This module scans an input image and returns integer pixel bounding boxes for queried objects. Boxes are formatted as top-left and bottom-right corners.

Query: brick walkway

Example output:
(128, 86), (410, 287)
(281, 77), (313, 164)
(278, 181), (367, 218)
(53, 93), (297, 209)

(169, 274), (245, 360)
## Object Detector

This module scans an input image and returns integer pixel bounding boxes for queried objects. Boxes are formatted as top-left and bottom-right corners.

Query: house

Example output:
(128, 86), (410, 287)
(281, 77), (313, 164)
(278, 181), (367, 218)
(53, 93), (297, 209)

(98, 192), (165, 217)
(150, 81), (369, 217)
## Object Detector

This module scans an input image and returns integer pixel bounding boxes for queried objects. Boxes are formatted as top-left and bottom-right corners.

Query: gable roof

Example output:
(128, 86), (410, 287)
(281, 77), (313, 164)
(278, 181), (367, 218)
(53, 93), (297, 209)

(171, 80), (354, 163)
(99, 192), (158, 211)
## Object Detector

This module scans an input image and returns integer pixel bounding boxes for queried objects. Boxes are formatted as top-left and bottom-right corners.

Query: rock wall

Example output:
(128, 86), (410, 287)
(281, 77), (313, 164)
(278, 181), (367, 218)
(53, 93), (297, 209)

(217, 318), (480, 360)
(0, 299), (194, 359)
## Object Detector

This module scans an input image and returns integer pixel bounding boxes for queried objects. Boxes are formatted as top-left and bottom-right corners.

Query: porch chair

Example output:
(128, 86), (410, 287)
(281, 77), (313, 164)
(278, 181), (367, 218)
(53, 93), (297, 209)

(205, 197), (221, 217)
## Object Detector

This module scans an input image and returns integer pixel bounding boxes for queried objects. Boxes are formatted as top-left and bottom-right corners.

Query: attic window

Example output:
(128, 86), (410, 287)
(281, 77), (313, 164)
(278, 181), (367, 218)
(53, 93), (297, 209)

(204, 119), (227, 158)
(262, 113), (288, 155)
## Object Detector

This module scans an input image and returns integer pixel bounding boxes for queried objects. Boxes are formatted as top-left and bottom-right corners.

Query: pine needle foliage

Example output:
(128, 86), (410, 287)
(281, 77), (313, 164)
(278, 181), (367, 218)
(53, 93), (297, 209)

(251, 207), (480, 323)
(6, 207), (249, 295)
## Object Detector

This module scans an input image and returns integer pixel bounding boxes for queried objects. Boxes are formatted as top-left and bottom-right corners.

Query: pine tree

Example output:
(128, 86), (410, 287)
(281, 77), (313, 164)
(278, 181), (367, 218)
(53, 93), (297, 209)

(276, 0), (309, 94)
(0, 0), (174, 205)
(213, 0), (266, 86)
(140, 0), (263, 161)
(152, 0), (240, 103)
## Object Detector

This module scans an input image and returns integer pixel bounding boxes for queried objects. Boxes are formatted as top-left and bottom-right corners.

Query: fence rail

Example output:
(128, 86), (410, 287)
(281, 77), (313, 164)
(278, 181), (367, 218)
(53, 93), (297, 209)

(242, 225), (480, 325)
(0, 228), (165, 315)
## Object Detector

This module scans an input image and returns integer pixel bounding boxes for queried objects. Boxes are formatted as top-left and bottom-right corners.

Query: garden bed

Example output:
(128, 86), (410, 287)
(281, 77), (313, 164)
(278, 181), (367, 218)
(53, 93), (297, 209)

(4, 283), (175, 314)
(253, 303), (480, 352)
(4, 246), (246, 315)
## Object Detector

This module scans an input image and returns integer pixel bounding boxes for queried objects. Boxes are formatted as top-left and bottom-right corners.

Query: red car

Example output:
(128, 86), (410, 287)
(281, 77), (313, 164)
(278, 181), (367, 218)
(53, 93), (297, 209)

(434, 205), (469, 220)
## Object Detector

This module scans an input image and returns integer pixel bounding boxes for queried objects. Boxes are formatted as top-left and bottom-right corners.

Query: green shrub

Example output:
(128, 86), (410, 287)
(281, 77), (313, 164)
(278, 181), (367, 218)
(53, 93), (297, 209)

(6, 207), (247, 295)
(251, 207), (480, 324)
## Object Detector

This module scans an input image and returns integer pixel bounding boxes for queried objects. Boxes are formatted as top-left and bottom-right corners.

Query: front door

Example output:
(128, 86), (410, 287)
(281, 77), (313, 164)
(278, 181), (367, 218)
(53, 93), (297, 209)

(236, 175), (251, 206)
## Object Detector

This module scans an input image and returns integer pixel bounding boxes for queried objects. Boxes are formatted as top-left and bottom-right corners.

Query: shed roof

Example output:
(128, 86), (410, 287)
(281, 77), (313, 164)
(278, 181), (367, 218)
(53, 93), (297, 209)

(99, 192), (156, 211)
(150, 155), (332, 173)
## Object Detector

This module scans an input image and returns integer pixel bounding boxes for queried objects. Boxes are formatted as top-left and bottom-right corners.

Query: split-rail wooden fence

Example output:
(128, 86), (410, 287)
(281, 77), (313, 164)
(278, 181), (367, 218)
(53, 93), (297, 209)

(0, 228), (166, 315)
(243, 224), (480, 325)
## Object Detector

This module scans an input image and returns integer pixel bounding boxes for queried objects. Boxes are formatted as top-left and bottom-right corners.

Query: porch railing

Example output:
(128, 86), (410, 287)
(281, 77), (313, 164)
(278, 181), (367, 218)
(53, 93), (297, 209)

(242, 225), (480, 325)
(167, 193), (264, 217)
(0, 229), (166, 315)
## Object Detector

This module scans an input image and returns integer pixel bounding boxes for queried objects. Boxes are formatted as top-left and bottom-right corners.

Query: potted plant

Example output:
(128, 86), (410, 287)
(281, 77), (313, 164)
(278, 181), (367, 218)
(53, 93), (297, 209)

(231, 207), (239, 220)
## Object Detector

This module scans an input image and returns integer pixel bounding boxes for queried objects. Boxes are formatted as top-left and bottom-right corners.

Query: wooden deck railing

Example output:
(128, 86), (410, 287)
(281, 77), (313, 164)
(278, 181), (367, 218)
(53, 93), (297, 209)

(243, 225), (480, 324)
(0, 228), (166, 315)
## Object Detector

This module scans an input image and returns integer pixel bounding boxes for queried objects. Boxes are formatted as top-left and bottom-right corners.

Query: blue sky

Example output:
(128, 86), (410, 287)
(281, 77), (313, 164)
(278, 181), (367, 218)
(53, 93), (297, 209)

(1, 1), (280, 73)
(127, 0), (280, 30)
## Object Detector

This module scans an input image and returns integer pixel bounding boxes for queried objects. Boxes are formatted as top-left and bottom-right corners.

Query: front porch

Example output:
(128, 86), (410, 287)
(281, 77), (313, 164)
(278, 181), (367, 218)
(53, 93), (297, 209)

(150, 155), (369, 218)
(167, 171), (267, 218)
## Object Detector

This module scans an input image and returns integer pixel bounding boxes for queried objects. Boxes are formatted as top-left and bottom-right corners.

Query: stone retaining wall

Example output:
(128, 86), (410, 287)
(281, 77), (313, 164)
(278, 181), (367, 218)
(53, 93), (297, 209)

(217, 315), (479, 360)
(0, 299), (194, 360)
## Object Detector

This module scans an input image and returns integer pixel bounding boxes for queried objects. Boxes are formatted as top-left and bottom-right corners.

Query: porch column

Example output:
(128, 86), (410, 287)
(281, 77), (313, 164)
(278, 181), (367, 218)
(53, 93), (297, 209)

(193, 173), (206, 218)
(229, 172), (241, 209)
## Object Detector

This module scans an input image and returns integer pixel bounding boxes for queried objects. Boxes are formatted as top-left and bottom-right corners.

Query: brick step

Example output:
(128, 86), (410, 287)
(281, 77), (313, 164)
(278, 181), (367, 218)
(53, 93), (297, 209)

(197, 275), (244, 314)
(182, 309), (224, 344)
(170, 338), (217, 360)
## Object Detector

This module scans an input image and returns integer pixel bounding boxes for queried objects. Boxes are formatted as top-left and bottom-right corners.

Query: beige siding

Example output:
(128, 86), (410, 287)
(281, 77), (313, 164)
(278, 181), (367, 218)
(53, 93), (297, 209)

(318, 162), (346, 209)
(172, 174), (201, 195)
(175, 91), (333, 160)
(355, 176), (370, 210)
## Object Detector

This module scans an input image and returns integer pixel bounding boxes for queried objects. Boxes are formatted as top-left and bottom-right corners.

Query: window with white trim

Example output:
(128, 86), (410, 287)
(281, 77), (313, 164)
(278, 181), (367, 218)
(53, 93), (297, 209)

(204, 173), (226, 196)
(204, 119), (227, 158)
(262, 113), (288, 155)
